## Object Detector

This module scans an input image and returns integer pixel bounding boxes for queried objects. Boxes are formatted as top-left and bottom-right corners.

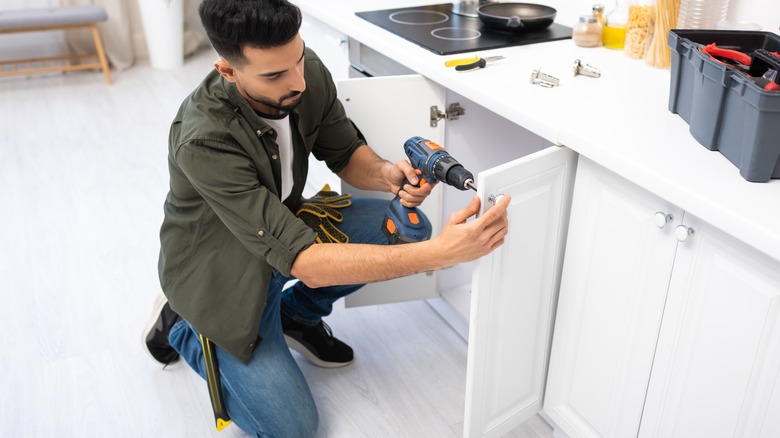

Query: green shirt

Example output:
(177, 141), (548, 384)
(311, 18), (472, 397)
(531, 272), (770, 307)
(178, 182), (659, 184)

(158, 49), (364, 362)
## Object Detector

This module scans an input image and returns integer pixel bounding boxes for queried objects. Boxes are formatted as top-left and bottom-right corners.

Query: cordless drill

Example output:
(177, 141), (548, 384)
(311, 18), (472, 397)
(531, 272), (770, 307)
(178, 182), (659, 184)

(382, 136), (477, 244)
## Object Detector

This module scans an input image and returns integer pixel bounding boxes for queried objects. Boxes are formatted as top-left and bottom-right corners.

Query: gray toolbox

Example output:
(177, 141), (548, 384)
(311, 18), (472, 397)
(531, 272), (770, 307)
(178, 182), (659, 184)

(668, 29), (780, 182)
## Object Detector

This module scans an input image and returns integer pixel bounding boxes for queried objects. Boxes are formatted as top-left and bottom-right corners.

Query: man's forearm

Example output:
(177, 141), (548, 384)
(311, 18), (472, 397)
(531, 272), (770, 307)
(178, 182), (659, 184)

(337, 145), (396, 193)
(290, 240), (446, 289)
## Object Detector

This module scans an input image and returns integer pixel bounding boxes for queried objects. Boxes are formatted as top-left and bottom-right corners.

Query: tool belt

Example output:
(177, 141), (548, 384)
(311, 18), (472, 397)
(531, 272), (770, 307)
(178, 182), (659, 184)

(296, 184), (352, 244)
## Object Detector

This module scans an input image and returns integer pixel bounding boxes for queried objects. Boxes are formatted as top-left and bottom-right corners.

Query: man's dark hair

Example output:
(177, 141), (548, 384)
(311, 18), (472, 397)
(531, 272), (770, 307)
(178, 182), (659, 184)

(199, 0), (302, 66)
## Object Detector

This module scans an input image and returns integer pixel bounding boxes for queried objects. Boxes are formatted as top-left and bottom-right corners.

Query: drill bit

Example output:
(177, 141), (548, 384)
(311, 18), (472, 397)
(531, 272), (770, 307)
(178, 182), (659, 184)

(465, 179), (477, 191)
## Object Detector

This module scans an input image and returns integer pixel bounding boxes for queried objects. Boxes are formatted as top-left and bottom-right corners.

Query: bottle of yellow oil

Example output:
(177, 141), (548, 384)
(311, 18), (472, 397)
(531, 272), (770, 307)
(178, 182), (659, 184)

(603, 0), (629, 49)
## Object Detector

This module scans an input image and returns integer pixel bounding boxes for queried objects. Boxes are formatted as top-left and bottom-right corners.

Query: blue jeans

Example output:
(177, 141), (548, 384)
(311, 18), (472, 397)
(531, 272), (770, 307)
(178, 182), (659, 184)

(169, 198), (426, 437)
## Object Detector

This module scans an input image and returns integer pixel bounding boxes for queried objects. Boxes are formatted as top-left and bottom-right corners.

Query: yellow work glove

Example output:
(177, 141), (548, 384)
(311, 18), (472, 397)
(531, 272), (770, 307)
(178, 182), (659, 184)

(296, 184), (352, 244)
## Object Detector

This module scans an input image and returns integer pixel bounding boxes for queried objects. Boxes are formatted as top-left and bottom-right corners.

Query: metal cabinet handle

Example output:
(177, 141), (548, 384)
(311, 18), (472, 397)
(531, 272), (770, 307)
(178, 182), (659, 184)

(675, 225), (695, 242)
(654, 212), (673, 229)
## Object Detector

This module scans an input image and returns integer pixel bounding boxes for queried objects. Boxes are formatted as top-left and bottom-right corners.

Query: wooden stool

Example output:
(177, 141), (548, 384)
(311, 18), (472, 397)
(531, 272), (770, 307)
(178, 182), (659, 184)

(0, 6), (112, 84)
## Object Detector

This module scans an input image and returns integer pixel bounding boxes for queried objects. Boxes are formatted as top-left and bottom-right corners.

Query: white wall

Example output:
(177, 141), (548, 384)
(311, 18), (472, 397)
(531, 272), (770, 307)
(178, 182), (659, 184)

(727, 0), (779, 33)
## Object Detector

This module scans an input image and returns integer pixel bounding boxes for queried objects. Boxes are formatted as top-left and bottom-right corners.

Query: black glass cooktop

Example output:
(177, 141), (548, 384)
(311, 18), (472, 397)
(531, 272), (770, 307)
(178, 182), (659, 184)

(356, 3), (572, 56)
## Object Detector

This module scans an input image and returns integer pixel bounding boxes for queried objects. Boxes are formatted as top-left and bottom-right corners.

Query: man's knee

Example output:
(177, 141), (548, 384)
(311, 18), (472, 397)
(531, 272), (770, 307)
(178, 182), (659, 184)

(230, 390), (319, 437)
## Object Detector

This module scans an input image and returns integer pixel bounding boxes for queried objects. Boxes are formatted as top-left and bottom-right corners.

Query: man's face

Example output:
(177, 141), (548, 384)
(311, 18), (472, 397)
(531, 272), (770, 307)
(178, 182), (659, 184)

(215, 34), (306, 115)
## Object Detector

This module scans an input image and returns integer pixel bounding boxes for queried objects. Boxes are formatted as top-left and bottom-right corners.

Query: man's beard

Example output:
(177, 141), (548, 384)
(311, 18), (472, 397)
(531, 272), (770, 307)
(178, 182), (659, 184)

(244, 87), (302, 114)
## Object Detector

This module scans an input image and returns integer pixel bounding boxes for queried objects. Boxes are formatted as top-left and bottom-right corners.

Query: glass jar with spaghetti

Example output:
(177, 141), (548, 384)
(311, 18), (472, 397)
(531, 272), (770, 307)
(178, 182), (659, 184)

(644, 0), (681, 68)
(624, 0), (656, 59)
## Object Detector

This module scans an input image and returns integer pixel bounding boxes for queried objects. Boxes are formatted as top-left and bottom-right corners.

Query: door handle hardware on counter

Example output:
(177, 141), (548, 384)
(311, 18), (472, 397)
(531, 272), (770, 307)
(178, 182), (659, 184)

(573, 59), (601, 78)
(445, 55), (504, 68)
(530, 68), (560, 87)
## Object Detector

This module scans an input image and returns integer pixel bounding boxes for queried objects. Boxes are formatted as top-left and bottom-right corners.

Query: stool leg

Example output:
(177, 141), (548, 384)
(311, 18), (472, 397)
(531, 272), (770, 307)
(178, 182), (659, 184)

(90, 24), (112, 85)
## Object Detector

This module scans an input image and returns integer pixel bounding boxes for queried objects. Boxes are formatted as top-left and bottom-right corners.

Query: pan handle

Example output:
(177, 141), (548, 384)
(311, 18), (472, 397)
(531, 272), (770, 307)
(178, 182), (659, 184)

(507, 16), (524, 29)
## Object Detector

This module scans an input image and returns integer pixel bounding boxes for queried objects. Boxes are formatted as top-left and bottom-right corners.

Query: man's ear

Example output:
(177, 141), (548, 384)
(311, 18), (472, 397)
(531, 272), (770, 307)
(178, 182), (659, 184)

(214, 58), (239, 83)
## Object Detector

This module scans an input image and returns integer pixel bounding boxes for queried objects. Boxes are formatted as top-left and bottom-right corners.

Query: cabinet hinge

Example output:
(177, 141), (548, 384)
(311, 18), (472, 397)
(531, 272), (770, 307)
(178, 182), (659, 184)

(430, 103), (465, 127)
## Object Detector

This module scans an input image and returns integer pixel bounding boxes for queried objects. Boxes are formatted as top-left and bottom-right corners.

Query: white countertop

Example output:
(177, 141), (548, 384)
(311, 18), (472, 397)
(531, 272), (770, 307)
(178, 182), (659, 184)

(294, 0), (780, 262)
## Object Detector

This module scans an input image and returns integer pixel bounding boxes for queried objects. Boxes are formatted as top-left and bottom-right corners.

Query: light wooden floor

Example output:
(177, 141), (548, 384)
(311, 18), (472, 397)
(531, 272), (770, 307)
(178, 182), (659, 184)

(0, 50), (554, 438)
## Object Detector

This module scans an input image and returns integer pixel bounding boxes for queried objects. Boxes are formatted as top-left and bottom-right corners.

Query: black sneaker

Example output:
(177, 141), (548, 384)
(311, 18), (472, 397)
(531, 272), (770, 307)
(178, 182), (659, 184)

(282, 314), (354, 368)
(142, 293), (181, 365)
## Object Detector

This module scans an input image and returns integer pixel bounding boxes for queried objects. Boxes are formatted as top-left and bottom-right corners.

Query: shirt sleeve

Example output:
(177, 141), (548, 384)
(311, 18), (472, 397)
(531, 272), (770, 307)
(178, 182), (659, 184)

(174, 138), (317, 276)
(307, 56), (366, 174)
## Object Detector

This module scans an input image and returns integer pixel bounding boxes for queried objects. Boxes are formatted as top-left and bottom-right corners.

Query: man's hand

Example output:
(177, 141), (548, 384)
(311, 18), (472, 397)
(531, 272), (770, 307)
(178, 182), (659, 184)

(387, 159), (435, 208)
(434, 194), (511, 264)
(337, 146), (433, 207)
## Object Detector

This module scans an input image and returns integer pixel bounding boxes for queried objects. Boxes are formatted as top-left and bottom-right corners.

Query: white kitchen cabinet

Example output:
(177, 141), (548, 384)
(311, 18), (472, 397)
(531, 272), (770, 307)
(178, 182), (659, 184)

(464, 146), (578, 437)
(544, 158), (683, 438)
(336, 74), (446, 306)
(335, 74), (544, 310)
(544, 158), (780, 438)
(316, 26), (780, 438)
(639, 213), (780, 438)
(335, 72), (578, 437)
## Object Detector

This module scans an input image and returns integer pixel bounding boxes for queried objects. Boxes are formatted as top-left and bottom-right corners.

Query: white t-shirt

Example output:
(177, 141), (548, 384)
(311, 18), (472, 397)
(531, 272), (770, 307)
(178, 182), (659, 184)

(260, 115), (294, 201)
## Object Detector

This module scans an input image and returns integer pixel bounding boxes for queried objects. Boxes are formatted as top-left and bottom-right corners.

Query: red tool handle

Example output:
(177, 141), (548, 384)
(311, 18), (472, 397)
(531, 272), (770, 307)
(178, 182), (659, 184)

(702, 43), (752, 66)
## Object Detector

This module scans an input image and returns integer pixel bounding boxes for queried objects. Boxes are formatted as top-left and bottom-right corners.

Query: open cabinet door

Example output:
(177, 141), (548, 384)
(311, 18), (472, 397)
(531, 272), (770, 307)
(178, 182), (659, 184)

(464, 146), (578, 437)
(337, 75), (446, 307)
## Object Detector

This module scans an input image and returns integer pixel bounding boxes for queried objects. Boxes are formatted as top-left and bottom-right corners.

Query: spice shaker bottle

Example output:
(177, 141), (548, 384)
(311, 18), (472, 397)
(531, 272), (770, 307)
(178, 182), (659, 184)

(573, 15), (603, 47)
(592, 4), (606, 26)
(603, 0), (629, 49)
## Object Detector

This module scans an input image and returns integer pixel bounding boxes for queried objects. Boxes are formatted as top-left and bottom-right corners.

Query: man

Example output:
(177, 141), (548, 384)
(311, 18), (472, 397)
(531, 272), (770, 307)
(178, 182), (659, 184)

(143, 0), (511, 435)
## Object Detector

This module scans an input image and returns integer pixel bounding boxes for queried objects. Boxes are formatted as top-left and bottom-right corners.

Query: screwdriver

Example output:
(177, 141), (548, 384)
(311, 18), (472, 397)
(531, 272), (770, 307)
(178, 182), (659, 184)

(445, 55), (505, 71)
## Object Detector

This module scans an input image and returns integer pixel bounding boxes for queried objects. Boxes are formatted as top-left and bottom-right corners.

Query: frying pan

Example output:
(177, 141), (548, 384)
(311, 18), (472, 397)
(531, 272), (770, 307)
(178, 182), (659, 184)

(477, 3), (557, 32)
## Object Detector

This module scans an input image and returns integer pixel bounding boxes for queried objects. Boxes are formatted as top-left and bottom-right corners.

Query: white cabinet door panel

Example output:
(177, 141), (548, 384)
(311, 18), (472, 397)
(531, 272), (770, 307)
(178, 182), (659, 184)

(640, 214), (780, 438)
(464, 146), (577, 438)
(337, 75), (445, 307)
(543, 158), (682, 438)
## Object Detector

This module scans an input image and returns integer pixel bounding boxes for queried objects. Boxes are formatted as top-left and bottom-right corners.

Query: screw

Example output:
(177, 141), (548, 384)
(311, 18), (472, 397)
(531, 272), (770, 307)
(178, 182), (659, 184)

(573, 59), (601, 78)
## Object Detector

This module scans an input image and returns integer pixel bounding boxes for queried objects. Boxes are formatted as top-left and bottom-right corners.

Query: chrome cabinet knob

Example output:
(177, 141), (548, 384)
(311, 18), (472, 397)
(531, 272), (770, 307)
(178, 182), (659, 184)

(488, 193), (505, 205)
(654, 212), (673, 229)
(675, 225), (695, 242)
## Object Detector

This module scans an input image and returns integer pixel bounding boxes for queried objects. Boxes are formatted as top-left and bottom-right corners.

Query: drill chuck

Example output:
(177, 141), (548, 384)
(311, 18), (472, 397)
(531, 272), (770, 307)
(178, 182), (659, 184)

(432, 155), (475, 191)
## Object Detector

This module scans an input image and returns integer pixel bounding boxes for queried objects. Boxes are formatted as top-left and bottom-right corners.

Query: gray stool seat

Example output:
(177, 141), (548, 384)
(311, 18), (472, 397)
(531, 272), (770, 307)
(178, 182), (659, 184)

(0, 6), (111, 84)
(0, 6), (107, 31)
